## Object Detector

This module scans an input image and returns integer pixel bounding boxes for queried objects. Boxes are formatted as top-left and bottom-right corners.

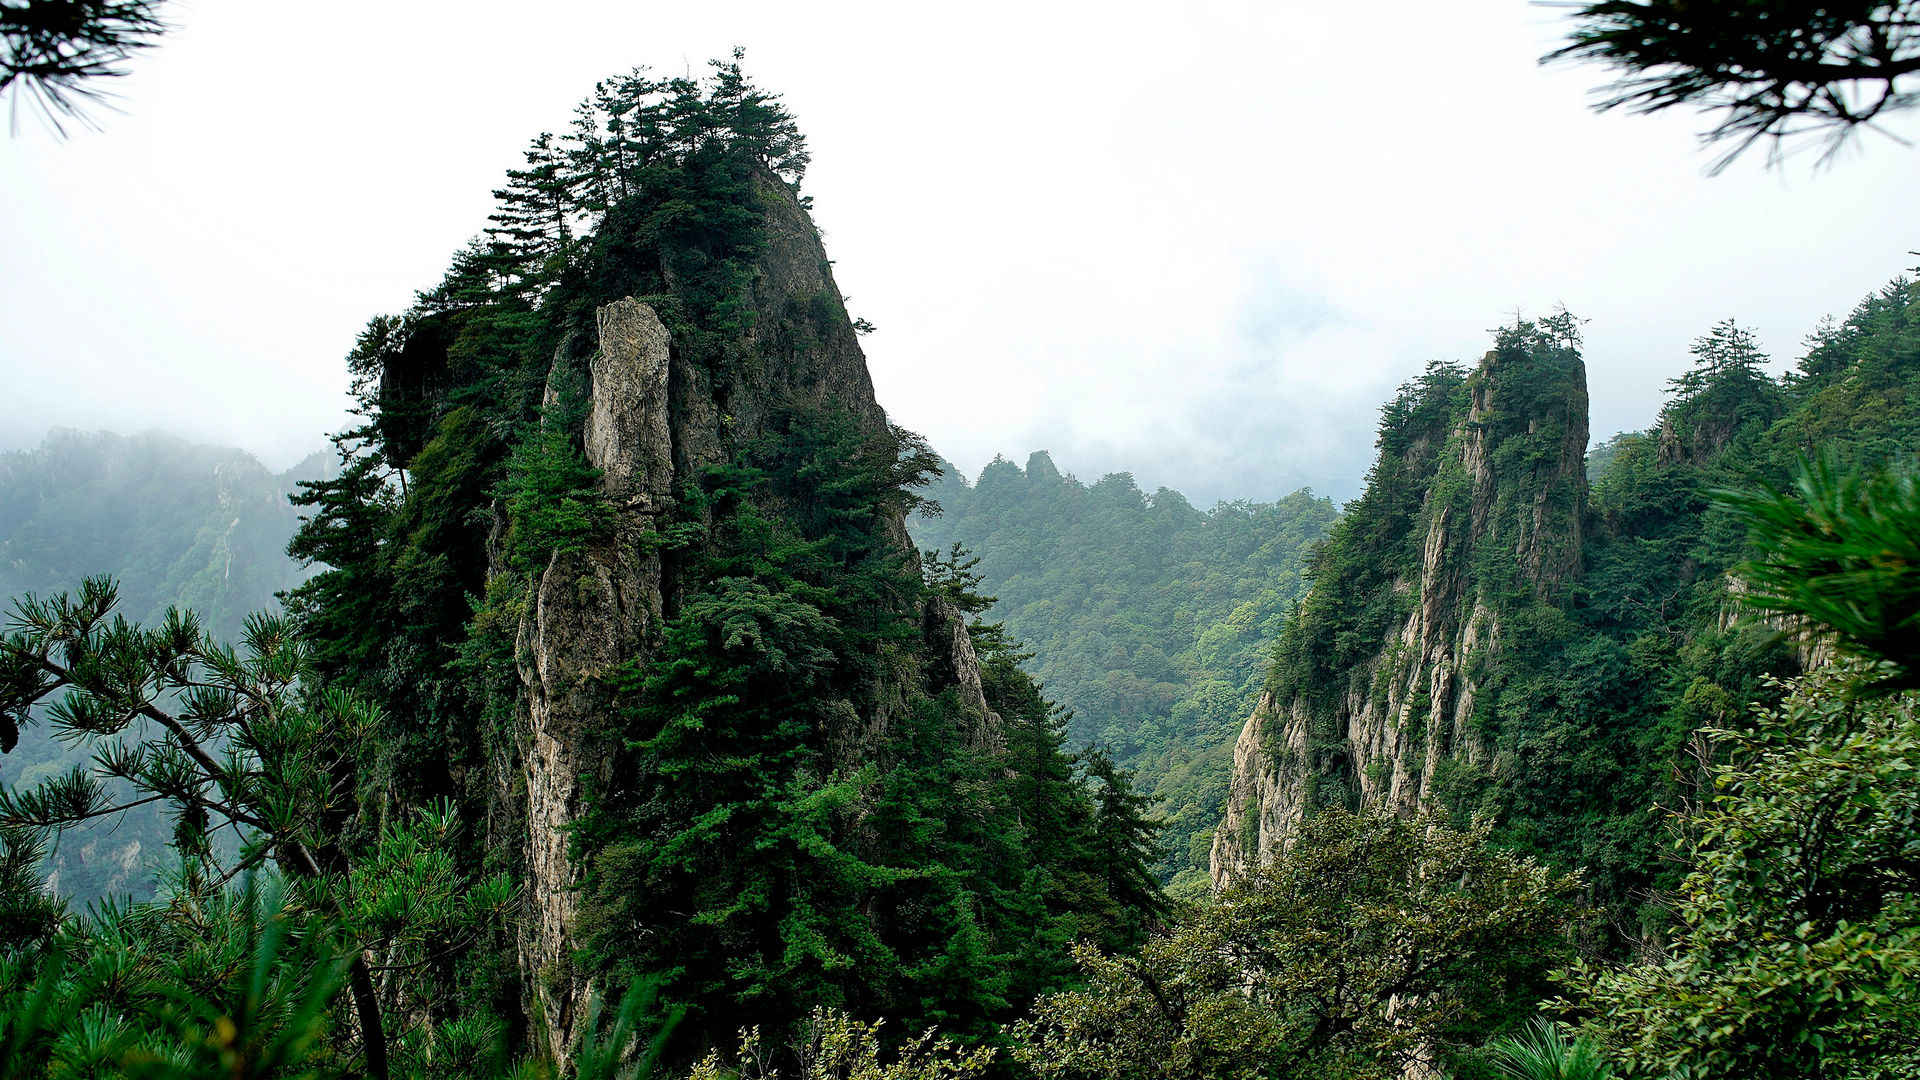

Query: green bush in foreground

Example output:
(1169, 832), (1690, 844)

(1557, 664), (1920, 1079)
(1014, 810), (1581, 1080)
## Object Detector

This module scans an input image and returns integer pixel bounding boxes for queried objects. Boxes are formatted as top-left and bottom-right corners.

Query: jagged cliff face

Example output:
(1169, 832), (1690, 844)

(512, 300), (673, 1051)
(1212, 328), (1588, 889)
(1214, 284), (1920, 914)
(498, 177), (999, 1055)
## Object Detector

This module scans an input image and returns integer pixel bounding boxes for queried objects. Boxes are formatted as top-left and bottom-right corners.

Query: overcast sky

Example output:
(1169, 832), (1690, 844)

(3, 1), (1915, 504)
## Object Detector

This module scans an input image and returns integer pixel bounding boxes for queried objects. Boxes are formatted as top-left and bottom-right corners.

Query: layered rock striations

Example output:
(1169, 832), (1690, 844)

(1212, 322), (1588, 889)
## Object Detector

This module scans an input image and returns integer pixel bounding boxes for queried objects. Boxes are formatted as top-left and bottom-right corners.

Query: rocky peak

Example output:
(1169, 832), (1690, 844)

(1460, 335), (1589, 599)
(1024, 450), (1064, 483)
(1211, 325), (1589, 891)
(498, 177), (1001, 1060)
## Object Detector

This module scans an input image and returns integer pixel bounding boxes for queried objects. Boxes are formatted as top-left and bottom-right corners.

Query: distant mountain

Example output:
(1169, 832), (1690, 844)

(910, 452), (1338, 894)
(0, 429), (324, 900)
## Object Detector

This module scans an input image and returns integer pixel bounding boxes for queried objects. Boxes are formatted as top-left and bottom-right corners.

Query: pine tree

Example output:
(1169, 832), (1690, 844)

(706, 48), (810, 182)
(1657, 318), (1784, 463)
(1545, 0), (1920, 170)
(0, 826), (62, 951)
(1079, 750), (1169, 944)
(0, 580), (522, 1079)
(579, 507), (901, 1043)
(0, 582), (396, 1074)
(0, 0), (165, 132)
(1668, 318), (1771, 402)
(285, 432), (397, 684)
(486, 131), (576, 291)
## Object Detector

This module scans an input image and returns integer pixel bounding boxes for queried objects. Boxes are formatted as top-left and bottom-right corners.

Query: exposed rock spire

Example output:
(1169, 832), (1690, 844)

(1212, 332), (1588, 890)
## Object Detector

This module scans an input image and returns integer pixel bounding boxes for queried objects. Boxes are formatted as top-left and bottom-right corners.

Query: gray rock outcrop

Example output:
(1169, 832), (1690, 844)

(1212, 336), (1589, 890)
(499, 176), (1000, 1060)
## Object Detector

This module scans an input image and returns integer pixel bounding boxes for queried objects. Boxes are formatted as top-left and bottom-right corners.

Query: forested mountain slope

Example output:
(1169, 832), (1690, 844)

(0, 430), (321, 636)
(911, 453), (1335, 892)
(245, 62), (1162, 1067)
(0, 430), (320, 899)
(1214, 279), (1920, 939)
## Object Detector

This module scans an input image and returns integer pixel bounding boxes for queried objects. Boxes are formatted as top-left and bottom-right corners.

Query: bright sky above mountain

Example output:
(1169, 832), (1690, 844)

(3, 0), (1915, 503)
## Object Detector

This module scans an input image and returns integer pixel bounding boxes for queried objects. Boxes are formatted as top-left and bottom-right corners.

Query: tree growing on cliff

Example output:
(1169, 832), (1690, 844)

(1655, 318), (1785, 465)
(488, 131), (577, 292)
(1669, 319), (1772, 403)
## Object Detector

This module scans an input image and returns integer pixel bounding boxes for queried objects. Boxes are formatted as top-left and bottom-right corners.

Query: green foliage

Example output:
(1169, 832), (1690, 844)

(0, 877), (348, 1080)
(576, 414), (1162, 1056)
(1557, 666), (1920, 1078)
(1721, 454), (1920, 682)
(1481, 1019), (1616, 1080)
(571, 980), (682, 1080)
(1013, 810), (1581, 1080)
(284, 432), (399, 691)
(547, 56), (812, 377)
(687, 1009), (995, 1080)
(909, 453), (1338, 890)
(494, 380), (613, 573)
(971, 619), (1170, 992)
(0, 827), (62, 953)
(0, 872), (679, 1080)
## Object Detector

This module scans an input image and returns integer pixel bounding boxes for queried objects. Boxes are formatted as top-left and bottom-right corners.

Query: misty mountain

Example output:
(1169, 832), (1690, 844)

(0, 429), (323, 900)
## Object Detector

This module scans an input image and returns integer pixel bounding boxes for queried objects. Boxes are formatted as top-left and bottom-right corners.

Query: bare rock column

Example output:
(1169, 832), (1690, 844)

(518, 299), (674, 1060)
(1211, 339), (1588, 891)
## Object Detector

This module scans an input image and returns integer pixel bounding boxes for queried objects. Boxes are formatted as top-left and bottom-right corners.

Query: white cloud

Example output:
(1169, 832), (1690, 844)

(2, 0), (1914, 498)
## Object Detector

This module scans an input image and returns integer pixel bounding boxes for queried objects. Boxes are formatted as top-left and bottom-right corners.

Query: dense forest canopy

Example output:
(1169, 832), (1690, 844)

(1234, 274), (1920, 938)
(910, 454), (1336, 893)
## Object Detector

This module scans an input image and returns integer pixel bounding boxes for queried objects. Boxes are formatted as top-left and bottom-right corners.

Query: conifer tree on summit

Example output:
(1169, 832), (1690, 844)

(1669, 319), (1771, 403)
